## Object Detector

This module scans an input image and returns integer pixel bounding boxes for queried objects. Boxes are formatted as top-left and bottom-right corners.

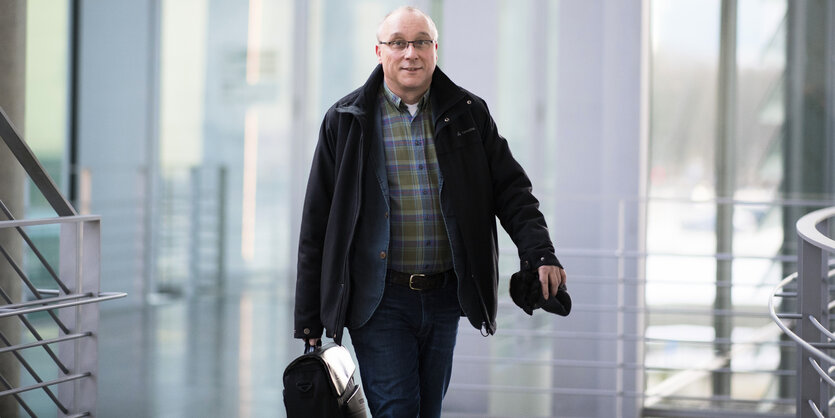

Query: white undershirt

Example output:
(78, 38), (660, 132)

(405, 102), (419, 117)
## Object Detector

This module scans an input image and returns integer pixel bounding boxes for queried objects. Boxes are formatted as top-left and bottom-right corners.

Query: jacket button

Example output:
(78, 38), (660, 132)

(466, 100), (472, 105)
(380, 251), (387, 259)
(303, 328), (310, 335)
(444, 117), (450, 122)
(384, 211), (389, 218)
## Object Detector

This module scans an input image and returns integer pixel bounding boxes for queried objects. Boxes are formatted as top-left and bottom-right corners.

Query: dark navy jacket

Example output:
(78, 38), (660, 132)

(294, 65), (560, 344)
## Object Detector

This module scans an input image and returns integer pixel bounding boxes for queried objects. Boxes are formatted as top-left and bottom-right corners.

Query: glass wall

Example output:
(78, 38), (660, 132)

(17, 1), (72, 415)
(22, 0), (71, 286)
(151, 1), (576, 416)
(15, 0), (835, 416)
(152, 0), (408, 296)
(646, 0), (812, 414)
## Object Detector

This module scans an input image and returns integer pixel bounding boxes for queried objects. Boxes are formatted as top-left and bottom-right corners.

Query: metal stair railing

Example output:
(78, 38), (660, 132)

(769, 206), (835, 418)
(0, 106), (126, 416)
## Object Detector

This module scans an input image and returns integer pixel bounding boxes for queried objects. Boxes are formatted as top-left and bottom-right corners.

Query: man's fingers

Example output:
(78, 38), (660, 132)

(549, 270), (559, 298)
(538, 265), (558, 299)
(537, 265), (566, 300)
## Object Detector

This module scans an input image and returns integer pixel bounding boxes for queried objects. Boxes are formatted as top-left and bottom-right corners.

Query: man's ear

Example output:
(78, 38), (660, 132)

(375, 45), (382, 63)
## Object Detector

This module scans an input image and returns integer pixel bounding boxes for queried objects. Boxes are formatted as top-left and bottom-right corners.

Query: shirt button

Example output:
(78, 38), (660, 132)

(380, 251), (387, 259)
(426, 241), (431, 246)
(415, 140), (421, 146)
(384, 211), (389, 218)
(418, 164), (424, 169)
(422, 190), (428, 195)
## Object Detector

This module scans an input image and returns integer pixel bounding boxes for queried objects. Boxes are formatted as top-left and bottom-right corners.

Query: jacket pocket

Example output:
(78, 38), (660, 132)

(437, 117), (481, 154)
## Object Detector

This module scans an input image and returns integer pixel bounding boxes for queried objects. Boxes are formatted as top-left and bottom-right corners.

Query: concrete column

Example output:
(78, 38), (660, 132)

(0, 1), (26, 416)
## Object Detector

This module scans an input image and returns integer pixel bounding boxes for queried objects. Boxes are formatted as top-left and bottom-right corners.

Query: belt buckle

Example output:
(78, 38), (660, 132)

(409, 274), (426, 290)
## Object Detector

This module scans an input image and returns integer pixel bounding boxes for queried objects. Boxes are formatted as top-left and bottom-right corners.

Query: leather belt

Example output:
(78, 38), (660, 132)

(386, 269), (454, 291)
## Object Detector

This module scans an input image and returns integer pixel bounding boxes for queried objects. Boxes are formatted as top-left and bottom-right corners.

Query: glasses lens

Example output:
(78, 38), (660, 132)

(415, 40), (432, 49)
(384, 40), (433, 51)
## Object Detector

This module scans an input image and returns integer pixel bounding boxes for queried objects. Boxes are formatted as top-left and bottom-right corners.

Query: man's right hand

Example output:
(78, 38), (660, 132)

(307, 338), (321, 348)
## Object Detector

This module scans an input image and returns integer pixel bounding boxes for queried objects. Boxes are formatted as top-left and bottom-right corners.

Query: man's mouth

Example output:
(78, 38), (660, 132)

(402, 66), (422, 72)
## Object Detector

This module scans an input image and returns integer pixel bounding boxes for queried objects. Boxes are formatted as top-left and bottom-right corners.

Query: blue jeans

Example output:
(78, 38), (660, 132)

(349, 278), (461, 418)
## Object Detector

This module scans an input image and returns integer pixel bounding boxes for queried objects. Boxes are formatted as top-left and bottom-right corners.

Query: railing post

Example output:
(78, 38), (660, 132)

(58, 219), (101, 417)
(189, 166), (200, 295)
(797, 227), (829, 417)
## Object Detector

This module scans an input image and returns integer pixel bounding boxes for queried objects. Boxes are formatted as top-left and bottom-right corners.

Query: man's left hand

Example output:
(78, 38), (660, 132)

(538, 265), (567, 300)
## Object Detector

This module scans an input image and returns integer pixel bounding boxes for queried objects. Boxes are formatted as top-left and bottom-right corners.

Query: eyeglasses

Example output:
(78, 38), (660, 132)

(378, 39), (435, 51)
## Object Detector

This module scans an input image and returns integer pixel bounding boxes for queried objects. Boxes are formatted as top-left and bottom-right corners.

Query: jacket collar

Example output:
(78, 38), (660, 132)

(428, 66), (466, 122)
(336, 64), (466, 121)
(335, 65), (385, 117)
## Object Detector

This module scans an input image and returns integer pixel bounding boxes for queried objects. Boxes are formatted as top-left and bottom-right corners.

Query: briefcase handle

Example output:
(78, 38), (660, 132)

(303, 338), (322, 354)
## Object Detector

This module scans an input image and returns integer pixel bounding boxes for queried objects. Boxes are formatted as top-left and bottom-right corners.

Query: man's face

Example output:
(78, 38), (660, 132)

(375, 11), (438, 102)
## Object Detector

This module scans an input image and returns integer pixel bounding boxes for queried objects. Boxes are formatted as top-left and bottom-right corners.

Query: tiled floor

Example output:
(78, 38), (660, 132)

(5, 274), (563, 417)
(97, 282), (301, 418)
(91, 279), (503, 417)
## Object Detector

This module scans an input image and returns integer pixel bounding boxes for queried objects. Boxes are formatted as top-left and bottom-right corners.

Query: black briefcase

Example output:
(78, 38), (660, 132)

(283, 341), (368, 418)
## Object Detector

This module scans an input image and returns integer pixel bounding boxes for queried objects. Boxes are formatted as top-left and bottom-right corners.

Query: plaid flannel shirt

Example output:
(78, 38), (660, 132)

(379, 83), (453, 274)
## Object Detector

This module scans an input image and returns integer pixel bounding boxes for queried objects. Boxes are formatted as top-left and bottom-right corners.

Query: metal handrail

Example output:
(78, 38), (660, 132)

(0, 106), (75, 216)
(0, 373), (90, 398)
(809, 399), (826, 418)
(770, 272), (835, 360)
(0, 332), (90, 355)
(797, 207), (835, 251)
(0, 292), (126, 318)
(0, 292), (95, 311)
(0, 105), (125, 416)
(0, 214), (101, 228)
(0, 200), (71, 294)
(769, 206), (835, 417)
(808, 357), (835, 387)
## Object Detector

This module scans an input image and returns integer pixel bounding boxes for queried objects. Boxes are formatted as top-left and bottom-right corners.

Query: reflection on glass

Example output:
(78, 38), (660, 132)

(647, 0), (789, 412)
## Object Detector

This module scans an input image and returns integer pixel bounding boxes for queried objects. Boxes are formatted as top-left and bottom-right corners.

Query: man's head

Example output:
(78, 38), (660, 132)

(375, 7), (438, 103)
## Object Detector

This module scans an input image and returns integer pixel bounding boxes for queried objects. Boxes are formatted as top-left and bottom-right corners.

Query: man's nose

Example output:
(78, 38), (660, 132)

(403, 43), (418, 57)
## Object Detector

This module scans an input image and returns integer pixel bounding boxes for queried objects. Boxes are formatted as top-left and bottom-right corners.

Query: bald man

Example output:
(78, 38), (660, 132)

(294, 6), (566, 417)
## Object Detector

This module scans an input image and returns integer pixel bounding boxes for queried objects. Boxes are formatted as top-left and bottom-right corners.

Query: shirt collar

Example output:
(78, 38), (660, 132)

(381, 82), (431, 112)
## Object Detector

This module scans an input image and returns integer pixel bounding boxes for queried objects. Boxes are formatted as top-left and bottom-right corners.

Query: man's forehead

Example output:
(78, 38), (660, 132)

(386, 30), (432, 39)
(379, 11), (432, 36)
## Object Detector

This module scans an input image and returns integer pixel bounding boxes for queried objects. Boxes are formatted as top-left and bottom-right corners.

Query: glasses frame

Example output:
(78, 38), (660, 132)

(378, 39), (436, 51)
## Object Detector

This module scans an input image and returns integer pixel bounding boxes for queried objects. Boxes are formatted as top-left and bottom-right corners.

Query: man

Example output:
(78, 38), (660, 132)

(294, 6), (567, 417)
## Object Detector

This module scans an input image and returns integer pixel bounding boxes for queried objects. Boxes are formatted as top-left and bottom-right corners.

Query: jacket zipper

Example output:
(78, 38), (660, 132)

(469, 271), (494, 336)
(439, 175), (470, 320)
(437, 106), (492, 336)
(333, 130), (365, 343)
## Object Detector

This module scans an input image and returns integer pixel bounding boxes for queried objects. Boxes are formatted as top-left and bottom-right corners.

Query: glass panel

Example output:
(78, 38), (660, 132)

(156, 0), (299, 294)
(19, 1), (71, 415)
(647, 0), (721, 407)
(647, 0), (791, 413)
(23, 1), (70, 289)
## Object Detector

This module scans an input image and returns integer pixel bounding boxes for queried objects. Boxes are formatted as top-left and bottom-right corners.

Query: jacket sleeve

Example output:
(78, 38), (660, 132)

(294, 113), (336, 339)
(476, 99), (563, 271)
